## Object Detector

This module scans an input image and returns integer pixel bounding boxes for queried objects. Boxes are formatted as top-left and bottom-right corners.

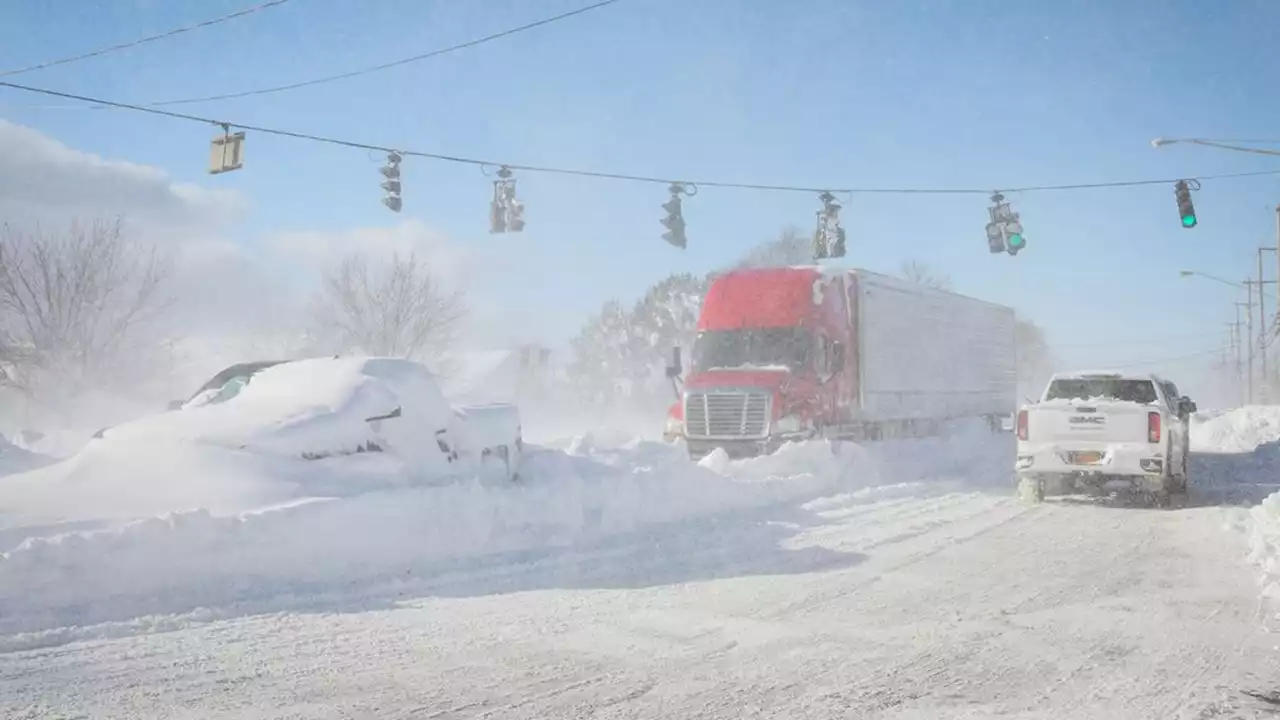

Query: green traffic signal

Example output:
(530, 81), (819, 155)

(1181, 214), (1197, 228)
(1008, 233), (1025, 248)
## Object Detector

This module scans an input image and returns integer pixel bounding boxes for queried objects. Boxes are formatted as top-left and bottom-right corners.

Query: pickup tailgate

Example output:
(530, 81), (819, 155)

(1028, 402), (1152, 445)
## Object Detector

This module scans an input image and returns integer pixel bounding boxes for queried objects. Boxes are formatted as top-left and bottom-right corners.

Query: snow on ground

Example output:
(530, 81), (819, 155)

(1191, 406), (1280, 631)
(0, 420), (1002, 649)
(6, 408), (1280, 717)
(5, 417), (1280, 718)
(1191, 405), (1280, 454)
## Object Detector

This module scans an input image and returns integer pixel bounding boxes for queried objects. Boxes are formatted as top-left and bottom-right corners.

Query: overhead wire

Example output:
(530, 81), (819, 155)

(1105, 346), (1230, 370)
(7, 0), (628, 110)
(1055, 332), (1233, 349)
(146, 0), (627, 107)
(0, 0), (296, 78)
(4, 77), (1280, 195)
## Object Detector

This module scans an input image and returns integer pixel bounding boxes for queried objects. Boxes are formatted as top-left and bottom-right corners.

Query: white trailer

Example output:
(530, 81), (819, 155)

(847, 269), (1018, 430)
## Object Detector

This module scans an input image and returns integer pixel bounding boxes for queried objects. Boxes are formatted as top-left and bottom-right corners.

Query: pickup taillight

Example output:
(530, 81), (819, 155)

(1147, 411), (1161, 443)
(1016, 410), (1029, 441)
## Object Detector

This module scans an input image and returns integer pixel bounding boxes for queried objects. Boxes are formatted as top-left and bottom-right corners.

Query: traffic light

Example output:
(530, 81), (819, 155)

(813, 191), (845, 259)
(1174, 179), (1197, 229)
(380, 151), (402, 213)
(1005, 221), (1026, 255)
(661, 185), (687, 248)
(490, 166), (525, 234)
(986, 192), (1026, 257)
(986, 222), (1004, 254)
(831, 226), (846, 258)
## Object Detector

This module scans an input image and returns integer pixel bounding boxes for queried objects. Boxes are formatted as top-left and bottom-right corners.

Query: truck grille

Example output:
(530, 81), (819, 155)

(684, 390), (771, 438)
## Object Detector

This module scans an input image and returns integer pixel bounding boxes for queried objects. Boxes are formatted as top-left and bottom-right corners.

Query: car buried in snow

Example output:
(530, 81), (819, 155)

(1015, 371), (1195, 507)
(96, 356), (524, 481)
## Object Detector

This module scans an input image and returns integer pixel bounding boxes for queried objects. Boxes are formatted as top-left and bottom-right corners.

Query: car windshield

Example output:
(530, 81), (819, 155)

(1045, 378), (1158, 404)
(692, 328), (811, 373)
(187, 361), (285, 403)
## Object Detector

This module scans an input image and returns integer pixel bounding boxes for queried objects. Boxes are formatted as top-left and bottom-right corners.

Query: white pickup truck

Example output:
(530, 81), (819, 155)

(1015, 371), (1197, 507)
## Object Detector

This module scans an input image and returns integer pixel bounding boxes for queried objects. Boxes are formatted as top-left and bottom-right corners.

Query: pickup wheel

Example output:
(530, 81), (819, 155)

(1017, 475), (1045, 504)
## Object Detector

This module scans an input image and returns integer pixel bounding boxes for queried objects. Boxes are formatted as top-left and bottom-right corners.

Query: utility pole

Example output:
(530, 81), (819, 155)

(1255, 248), (1276, 400)
(1228, 317), (1244, 404)
(1240, 295), (1255, 404)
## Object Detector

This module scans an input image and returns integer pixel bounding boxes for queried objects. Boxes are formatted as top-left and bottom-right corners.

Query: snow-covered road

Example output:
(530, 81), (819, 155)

(5, 480), (1279, 718)
(3, 412), (1280, 719)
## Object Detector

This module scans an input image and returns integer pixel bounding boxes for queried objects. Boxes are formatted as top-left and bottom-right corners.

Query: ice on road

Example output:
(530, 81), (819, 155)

(2, 413), (1280, 719)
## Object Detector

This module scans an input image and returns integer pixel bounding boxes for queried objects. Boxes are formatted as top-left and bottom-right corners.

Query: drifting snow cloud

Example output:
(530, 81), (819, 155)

(268, 219), (475, 288)
(0, 120), (244, 234)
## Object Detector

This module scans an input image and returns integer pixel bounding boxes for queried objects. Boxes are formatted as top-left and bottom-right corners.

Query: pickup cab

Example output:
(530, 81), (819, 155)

(1015, 371), (1196, 506)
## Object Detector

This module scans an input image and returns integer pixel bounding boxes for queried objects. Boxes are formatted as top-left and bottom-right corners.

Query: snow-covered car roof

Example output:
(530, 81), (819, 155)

(1050, 370), (1167, 382)
(101, 356), (455, 458)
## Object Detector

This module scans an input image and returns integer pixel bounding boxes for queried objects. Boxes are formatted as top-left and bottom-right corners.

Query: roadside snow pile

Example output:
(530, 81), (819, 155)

(1248, 492), (1280, 628)
(1191, 406), (1280, 454)
(0, 422), (1011, 641)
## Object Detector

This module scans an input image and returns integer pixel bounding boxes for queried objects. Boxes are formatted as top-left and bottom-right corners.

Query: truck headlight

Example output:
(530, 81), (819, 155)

(775, 415), (803, 434)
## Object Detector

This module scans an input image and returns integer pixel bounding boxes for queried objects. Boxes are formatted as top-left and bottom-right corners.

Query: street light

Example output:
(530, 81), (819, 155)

(1179, 269), (1246, 290)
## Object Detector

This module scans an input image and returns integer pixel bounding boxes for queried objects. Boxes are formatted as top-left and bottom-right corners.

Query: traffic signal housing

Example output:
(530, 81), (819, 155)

(1174, 179), (1197, 229)
(380, 151), (402, 213)
(986, 192), (1026, 256)
(661, 184), (687, 248)
(1005, 222), (1026, 255)
(986, 222), (1004, 254)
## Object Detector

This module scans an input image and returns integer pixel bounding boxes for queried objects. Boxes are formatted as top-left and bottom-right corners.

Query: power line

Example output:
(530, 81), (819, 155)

(1106, 347), (1228, 370)
(4, 77), (1280, 196)
(150, 0), (626, 107)
(0, 0), (296, 78)
(1055, 331), (1228, 349)
(11, 0), (627, 110)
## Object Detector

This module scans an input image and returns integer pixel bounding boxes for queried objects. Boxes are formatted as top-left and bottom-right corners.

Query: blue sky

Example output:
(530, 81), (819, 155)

(3, 0), (1280, 382)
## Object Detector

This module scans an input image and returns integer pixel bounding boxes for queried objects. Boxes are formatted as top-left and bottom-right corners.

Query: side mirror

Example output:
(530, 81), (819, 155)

(831, 342), (846, 373)
(1180, 396), (1197, 415)
(167, 399), (184, 411)
(665, 346), (683, 379)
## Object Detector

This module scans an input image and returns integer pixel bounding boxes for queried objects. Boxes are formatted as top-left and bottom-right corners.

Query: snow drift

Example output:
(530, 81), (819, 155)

(1191, 406), (1280, 454)
(1192, 406), (1280, 628)
(0, 421), (1010, 642)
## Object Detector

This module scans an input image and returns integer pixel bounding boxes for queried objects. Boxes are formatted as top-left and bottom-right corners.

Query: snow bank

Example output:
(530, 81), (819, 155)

(1248, 493), (1280, 629)
(1191, 406), (1280, 454)
(0, 422), (1012, 642)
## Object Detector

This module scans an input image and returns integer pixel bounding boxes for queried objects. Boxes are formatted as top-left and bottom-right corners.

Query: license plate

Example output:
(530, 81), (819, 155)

(1070, 451), (1102, 465)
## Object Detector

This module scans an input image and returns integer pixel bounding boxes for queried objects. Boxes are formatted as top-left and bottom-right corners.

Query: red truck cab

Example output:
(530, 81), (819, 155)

(664, 266), (854, 458)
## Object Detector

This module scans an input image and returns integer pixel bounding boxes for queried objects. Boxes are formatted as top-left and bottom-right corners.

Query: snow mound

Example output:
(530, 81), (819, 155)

(0, 423), (1013, 643)
(1248, 492), (1280, 629)
(1191, 406), (1280, 454)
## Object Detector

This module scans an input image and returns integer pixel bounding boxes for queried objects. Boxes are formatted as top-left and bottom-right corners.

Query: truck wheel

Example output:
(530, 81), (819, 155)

(1017, 475), (1045, 504)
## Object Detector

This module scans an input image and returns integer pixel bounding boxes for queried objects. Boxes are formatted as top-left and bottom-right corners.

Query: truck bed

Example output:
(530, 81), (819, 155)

(853, 270), (1017, 422)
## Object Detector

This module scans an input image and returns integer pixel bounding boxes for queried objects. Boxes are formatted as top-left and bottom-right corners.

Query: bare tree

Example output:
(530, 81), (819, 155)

(310, 251), (466, 371)
(0, 219), (171, 395)
(735, 226), (812, 269)
(898, 259), (953, 291)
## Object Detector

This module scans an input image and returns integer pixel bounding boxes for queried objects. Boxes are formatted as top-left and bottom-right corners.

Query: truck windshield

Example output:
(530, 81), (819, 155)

(1045, 378), (1158, 404)
(692, 328), (811, 372)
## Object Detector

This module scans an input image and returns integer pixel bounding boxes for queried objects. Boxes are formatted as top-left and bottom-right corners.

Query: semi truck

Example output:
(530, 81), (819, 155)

(662, 266), (1018, 459)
